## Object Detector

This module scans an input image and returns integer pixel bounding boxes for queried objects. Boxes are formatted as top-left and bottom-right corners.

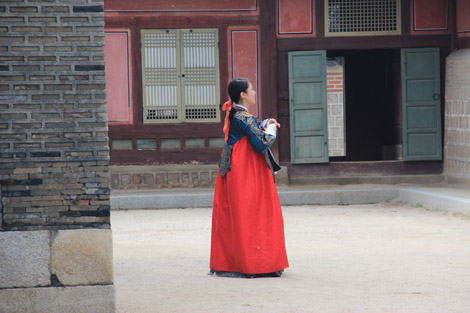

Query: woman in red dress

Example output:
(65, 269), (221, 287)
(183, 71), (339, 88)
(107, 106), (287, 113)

(210, 78), (289, 278)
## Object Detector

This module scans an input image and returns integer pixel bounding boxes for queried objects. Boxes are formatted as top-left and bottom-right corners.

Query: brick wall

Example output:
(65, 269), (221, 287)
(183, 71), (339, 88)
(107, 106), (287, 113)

(327, 59), (345, 157)
(0, 1), (114, 312)
(0, 0), (110, 231)
(444, 49), (470, 185)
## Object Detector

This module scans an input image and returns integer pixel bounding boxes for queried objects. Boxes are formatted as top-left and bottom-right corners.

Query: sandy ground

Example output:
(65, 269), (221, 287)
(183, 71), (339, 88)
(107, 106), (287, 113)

(112, 202), (470, 313)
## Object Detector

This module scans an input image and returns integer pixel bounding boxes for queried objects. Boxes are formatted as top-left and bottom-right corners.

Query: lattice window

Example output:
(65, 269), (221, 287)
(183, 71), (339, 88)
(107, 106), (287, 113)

(141, 29), (220, 123)
(325, 0), (401, 36)
(182, 30), (219, 121)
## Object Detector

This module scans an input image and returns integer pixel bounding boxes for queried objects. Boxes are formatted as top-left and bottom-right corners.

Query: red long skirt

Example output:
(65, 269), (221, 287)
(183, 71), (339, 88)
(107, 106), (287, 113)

(210, 137), (289, 274)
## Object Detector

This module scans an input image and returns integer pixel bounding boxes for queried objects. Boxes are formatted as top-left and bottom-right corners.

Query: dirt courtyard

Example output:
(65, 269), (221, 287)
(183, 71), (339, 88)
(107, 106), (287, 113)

(112, 202), (470, 313)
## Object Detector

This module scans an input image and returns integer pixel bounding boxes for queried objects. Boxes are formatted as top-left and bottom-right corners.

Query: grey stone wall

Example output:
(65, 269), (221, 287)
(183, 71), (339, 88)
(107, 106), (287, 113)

(110, 164), (289, 189)
(0, 229), (114, 300)
(110, 165), (219, 189)
(0, 228), (114, 312)
(0, 0), (115, 311)
(444, 49), (470, 185)
(0, 0), (110, 230)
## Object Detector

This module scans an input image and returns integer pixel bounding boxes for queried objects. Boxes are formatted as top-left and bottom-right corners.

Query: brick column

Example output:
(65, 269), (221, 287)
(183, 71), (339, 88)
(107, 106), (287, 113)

(444, 49), (470, 185)
(0, 1), (114, 312)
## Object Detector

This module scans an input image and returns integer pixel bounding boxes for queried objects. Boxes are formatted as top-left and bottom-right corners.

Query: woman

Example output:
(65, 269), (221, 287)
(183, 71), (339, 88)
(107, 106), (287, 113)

(210, 77), (289, 278)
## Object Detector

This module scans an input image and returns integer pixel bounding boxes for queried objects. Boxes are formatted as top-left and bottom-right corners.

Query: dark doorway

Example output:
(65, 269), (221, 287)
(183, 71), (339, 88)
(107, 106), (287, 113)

(328, 49), (402, 161)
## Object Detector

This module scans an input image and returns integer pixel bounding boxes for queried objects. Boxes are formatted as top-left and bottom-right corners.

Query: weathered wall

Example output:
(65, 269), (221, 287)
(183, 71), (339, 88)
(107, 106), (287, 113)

(326, 59), (345, 157)
(444, 49), (470, 185)
(110, 165), (219, 189)
(0, 0), (115, 312)
(109, 164), (289, 189)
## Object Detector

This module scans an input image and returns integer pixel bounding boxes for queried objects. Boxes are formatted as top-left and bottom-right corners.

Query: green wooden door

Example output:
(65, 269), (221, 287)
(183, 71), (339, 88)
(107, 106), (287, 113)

(401, 48), (442, 161)
(288, 50), (328, 164)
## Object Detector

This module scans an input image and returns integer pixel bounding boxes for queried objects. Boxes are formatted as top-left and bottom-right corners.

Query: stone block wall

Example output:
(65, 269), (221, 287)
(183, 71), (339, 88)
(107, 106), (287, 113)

(110, 164), (289, 189)
(444, 49), (470, 185)
(110, 165), (219, 189)
(0, 229), (114, 312)
(0, 0), (115, 311)
(0, 161), (110, 230)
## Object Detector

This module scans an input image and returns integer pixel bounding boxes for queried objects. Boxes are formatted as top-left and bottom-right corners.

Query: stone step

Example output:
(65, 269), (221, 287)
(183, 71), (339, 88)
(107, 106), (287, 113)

(111, 183), (470, 215)
(290, 174), (444, 185)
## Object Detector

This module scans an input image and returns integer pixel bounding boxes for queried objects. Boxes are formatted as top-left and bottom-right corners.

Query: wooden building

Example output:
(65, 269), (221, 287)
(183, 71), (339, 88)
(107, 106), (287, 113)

(104, 0), (470, 188)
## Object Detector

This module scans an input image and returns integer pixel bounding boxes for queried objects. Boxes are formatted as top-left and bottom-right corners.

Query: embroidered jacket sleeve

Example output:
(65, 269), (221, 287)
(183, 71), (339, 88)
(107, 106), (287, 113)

(230, 111), (276, 154)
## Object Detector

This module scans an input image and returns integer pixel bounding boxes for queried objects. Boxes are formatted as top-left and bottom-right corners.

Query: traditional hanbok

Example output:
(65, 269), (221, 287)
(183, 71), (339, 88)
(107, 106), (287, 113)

(210, 104), (289, 276)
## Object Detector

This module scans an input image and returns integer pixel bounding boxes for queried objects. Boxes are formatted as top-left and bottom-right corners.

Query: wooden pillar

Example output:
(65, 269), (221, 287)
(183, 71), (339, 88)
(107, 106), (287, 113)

(259, 0), (280, 160)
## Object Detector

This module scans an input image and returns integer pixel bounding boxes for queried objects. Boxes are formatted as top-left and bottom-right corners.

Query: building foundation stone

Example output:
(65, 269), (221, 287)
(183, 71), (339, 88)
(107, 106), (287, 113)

(52, 229), (113, 286)
(0, 231), (51, 288)
(0, 285), (115, 313)
(444, 49), (470, 185)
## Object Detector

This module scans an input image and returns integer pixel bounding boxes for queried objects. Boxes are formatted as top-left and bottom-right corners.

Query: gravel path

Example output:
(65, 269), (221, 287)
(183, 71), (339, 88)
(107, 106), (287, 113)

(112, 202), (470, 313)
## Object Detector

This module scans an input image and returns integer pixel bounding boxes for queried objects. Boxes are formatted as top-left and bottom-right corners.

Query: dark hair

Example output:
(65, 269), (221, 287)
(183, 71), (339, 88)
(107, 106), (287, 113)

(228, 77), (249, 104)
(219, 77), (250, 120)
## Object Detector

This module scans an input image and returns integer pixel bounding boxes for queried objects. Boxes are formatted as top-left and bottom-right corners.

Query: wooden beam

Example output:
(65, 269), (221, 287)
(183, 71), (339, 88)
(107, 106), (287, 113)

(277, 34), (453, 51)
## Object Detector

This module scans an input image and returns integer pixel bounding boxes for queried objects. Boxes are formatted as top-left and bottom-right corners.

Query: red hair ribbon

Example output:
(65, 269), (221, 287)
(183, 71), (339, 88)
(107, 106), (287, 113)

(222, 100), (233, 142)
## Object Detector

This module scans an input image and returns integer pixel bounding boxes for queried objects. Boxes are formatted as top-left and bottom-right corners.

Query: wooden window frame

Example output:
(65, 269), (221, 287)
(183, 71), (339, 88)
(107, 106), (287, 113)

(325, 0), (402, 37)
(141, 28), (220, 124)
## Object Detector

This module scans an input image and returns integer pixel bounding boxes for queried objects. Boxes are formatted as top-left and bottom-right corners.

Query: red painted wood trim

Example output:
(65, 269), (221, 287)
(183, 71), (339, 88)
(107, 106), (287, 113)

(458, 36), (470, 46)
(457, 0), (470, 35)
(227, 27), (261, 118)
(276, 51), (289, 163)
(411, 0), (450, 34)
(277, 34), (453, 51)
(130, 24), (141, 127)
(259, 0), (280, 160)
(110, 149), (222, 165)
(104, 30), (133, 125)
(402, 0), (411, 36)
(104, 14), (259, 28)
(104, 0), (258, 13)
(276, 0), (315, 37)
